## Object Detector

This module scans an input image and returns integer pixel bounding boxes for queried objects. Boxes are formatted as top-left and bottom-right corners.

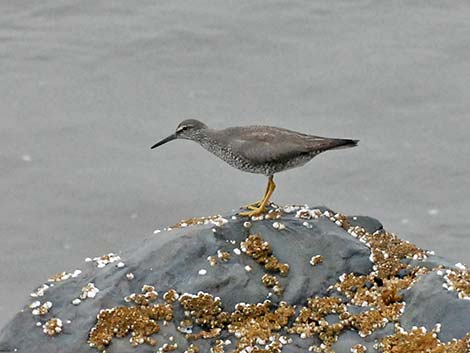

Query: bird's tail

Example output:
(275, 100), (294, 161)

(326, 138), (359, 151)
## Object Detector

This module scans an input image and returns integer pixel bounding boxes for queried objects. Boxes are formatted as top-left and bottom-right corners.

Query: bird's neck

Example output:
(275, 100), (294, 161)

(189, 130), (226, 154)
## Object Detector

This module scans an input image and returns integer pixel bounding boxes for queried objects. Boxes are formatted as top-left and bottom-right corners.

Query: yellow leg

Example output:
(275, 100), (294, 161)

(244, 180), (271, 210)
(240, 176), (276, 217)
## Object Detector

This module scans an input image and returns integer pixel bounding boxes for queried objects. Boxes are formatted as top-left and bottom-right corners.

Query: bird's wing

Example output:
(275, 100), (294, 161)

(223, 126), (345, 165)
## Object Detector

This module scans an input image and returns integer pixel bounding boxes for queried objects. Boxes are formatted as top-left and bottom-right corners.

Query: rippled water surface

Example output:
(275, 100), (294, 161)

(1, 0), (470, 329)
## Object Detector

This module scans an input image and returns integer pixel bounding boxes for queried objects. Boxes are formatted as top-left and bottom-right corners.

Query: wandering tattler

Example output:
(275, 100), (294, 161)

(151, 119), (358, 217)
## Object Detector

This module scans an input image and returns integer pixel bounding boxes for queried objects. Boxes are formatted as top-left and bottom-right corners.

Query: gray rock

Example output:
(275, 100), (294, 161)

(0, 206), (468, 353)
(401, 272), (470, 342)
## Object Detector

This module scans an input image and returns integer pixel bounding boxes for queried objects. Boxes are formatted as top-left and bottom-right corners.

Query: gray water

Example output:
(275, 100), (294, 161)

(1, 0), (470, 330)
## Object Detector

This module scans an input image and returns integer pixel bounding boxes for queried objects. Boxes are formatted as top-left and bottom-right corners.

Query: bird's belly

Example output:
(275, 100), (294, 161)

(222, 152), (317, 176)
(201, 142), (318, 176)
(267, 154), (316, 174)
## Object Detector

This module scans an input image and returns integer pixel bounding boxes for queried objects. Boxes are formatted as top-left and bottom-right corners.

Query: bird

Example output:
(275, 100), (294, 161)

(151, 119), (358, 217)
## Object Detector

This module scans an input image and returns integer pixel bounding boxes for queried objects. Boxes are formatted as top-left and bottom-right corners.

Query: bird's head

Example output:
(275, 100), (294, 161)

(150, 119), (208, 149)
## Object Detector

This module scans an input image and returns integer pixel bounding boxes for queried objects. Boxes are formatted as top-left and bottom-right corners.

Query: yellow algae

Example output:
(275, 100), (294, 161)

(442, 268), (470, 300)
(310, 255), (324, 266)
(241, 234), (289, 276)
(261, 274), (283, 295)
(42, 318), (63, 336)
(179, 292), (229, 328)
(186, 328), (221, 341)
(217, 250), (231, 262)
(47, 269), (81, 283)
(163, 289), (179, 303)
(380, 327), (470, 353)
(208, 255), (218, 266)
(88, 285), (173, 351)
(158, 342), (178, 352)
(210, 340), (225, 353)
(289, 296), (347, 349)
(229, 301), (294, 341)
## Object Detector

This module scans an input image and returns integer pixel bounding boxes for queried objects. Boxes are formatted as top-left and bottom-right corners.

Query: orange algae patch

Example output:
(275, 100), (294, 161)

(241, 234), (289, 276)
(47, 269), (81, 282)
(187, 328), (222, 341)
(310, 255), (324, 266)
(163, 288), (179, 303)
(289, 296), (348, 350)
(288, 270), (423, 350)
(217, 250), (231, 262)
(179, 292), (230, 329)
(88, 287), (174, 351)
(211, 340), (226, 353)
(179, 292), (294, 352)
(334, 272), (425, 308)
(159, 342), (178, 352)
(228, 301), (294, 349)
(208, 255), (218, 266)
(42, 318), (63, 336)
(443, 268), (470, 300)
(88, 304), (173, 350)
(380, 327), (470, 353)
(261, 274), (283, 295)
(347, 225), (427, 279)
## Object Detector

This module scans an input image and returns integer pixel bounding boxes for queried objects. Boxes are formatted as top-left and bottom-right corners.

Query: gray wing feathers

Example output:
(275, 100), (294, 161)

(215, 126), (357, 165)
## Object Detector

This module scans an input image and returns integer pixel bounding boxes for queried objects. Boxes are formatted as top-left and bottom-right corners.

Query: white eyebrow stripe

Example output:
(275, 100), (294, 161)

(176, 126), (185, 132)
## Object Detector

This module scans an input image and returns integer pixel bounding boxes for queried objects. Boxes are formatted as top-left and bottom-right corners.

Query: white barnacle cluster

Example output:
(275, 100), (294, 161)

(157, 343), (178, 352)
(310, 255), (324, 267)
(437, 264), (470, 300)
(90, 253), (122, 268)
(173, 215), (229, 230)
(126, 272), (135, 280)
(79, 283), (100, 300)
(48, 269), (82, 283)
(30, 301), (52, 316)
(272, 221), (286, 230)
(350, 344), (367, 353)
(294, 207), (322, 220)
(123, 285), (159, 304)
(207, 256), (218, 267)
(210, 216), (229, 228)
(282, 204), (301, 214)
(217, 249), (231, 262)
(309, 343), (324, 352)
(42, 318), (63, 336)
(30, 284), (50, 298)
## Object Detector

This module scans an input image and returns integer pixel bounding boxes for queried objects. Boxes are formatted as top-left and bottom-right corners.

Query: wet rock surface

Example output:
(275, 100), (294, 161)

(0, 205), (469, 353)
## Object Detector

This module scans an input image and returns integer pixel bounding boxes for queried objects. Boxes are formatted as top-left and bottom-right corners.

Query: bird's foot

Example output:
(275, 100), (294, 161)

(239, 204), (268, 217)
(243, 201), (262, 210)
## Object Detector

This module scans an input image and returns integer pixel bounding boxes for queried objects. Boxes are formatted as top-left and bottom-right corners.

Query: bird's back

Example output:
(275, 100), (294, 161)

(216, 125), (356, 158)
